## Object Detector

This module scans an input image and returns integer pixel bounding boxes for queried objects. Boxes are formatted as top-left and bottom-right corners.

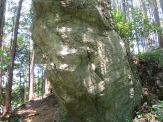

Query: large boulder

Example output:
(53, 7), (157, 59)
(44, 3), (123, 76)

(31, 0), (142, 121)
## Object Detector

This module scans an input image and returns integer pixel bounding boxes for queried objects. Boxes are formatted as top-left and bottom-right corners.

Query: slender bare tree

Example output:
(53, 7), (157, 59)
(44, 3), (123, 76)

(29, 50), (35, 100)
(2, 0), (23, 116)
(122, 0), (127, 21)
(140, 0), (148, 18)
(159, 0), (163, 15)
(0, 0), (6, 100)
(44, 71), (49, 95)
(151, 0), (163, 48)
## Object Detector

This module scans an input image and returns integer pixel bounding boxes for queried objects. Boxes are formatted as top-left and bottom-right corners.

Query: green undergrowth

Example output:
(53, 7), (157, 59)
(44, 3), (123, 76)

(152, 101), (163, 121)
(134, 48), (163, 67)
(133, 48), (163, 122)
(8, 112), (22, 122)
(134, 101), (163, 122)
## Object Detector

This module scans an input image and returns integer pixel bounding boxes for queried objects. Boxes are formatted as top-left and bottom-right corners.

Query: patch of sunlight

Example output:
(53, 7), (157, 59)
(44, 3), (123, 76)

(91, 63), (96, 71)
(50, 62), (55, 69)
(83, 34), (93, 43)
(87, 28), (93, 32)
(87, 80), (105, 95)
(83, 76), (94, 88)
(57, 27), (72, 38)
(17, 109), (37, 117)
(55, 13), (60, 21)
(95, 5), (103, 17)
(41, 25), (46, 29)
(59, 64), (68, 69)
(120, 41), (124, 47)
(58, 63), (76, 71)
(101, 62), (107, 75)
(98, 46), (103, 57)
(42, 53), (47, 58)
(59, 27), (72, 32)
(42, 64), (46, 69)
(97, 81), (105, 92)
(130, 88), (134, 98)
(60, 46), (77, 55)
(88, 85), (96, 94)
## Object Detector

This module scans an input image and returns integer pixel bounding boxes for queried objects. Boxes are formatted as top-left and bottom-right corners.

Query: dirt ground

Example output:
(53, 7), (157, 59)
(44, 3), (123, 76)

(10, 94), (58, 122)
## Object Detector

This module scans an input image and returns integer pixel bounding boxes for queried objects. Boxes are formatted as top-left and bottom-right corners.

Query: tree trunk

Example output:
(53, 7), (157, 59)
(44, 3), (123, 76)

(29, 50), (35, 101)
(152, 0), (163, 48)
(0, 39), (4, 100)
(0, 69), (2, 100)
(24, 84), (27, 102)
(122, 0), (127, 21)
(0, 0), (6, 45)
(122, 0), (130, 55)
(0, 0), (6, 100)
(37, 68), (39, 97)
(140, 0), (151, 50)
(159, 0), (163, 15)
(140, 0), (148, 18)
(23, 79), (27, 102)
(44, 71), (49, 95)
(2, 0), (23, 116)
(23, 57), (29, 102)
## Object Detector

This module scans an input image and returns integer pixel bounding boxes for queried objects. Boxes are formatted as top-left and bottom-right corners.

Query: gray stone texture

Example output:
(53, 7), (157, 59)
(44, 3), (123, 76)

(31, 0), (142, 121)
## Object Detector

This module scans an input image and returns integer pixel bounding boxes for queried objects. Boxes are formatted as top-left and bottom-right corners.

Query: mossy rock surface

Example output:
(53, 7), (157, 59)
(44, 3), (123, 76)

(31, 0), (142, 121)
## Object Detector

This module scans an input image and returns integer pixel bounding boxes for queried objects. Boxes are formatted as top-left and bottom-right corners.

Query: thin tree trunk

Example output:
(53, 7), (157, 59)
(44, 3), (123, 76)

(37, 68), (39, 97)
(24, 50), (29, 102)
(140, 0), (151, 49)
(159, 0), (163, 15)
(44, 71), (49, 95)
(29, 50), (35, 101)
(41, 69), (44, 97)
(122, 0), (130, 55)
(27, 29), (30, 100)
(140, 0), (148, 18)
(0, 70), (2, 100)
(24, 81), (27, 102)
(0, 0), (6, 100)
(122, 0), (127, 21)
(0, 39), (4, 100)
(152, 0), (163, 48)
(0, 0), (6, 45)
(2, 0), (23, 116)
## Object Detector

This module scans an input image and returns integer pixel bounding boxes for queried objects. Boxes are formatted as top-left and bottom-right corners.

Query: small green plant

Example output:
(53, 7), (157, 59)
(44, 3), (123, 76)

(112, 9), (131, 40)
(151, 101), (163, 121)
(134, 101), (163, 121)
(8, 112), (22, 122)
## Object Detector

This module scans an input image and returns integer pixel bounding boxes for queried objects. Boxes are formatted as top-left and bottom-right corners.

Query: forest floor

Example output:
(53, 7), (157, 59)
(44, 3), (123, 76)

(0, 93), (58, 122)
